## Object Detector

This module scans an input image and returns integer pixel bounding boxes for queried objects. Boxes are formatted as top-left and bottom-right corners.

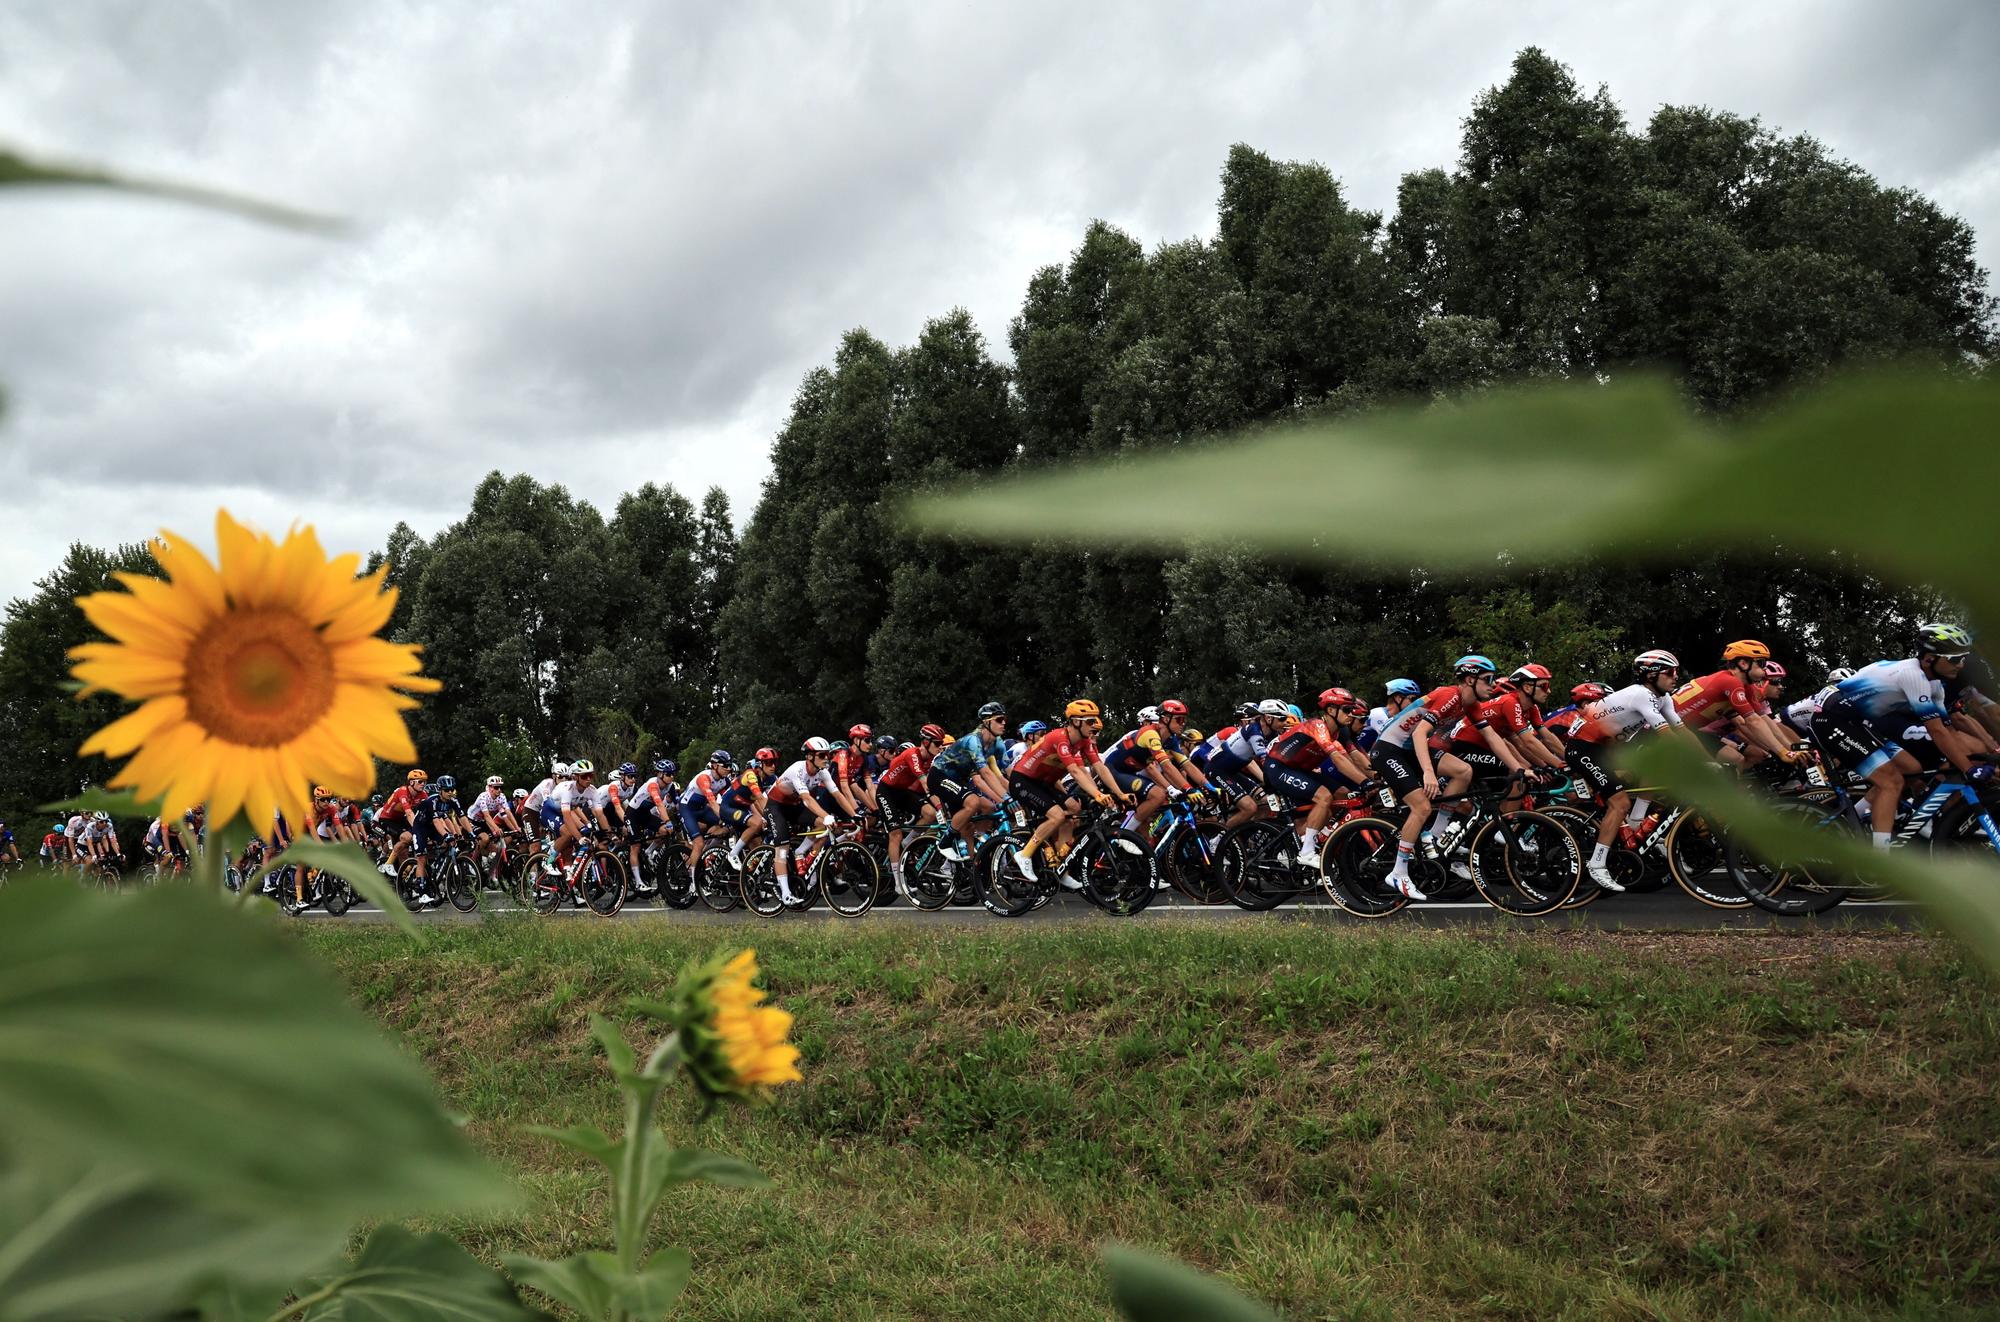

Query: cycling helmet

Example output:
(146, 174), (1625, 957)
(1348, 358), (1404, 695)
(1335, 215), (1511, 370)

(93, 810), (110, 822)
(653, 758), (678, 776)
(1256, 698), (1290, 720)
(1572, 681), (1611, 702)
(435, 775), (457, 791)
(1492, 678), (1518, 694)
(407, 768), (428, 784)
(873, 733), (896, 750)
(1183, 727), (1205, 743)
(802, 736), (833, 755)
(1286, 703), (1304, 722)
(552, 761), (571, 778)
(1159, 698), (1189, 716)
(618, 762), (639, 779)
(1634, 649), (1680, 676)
(919, 723), (949, 743)
(312, 786), (330, 801)
(486, 775), (504, 788)
(710, 749), (734, 767)
(1317, 686), (1355, 711)
(1453, 654), (1498, 678)
(1826, 667), (1856, 684)
(1137, 704), (1162, 726)
(829, 739), (848, 752)
(1722, 639), (1772, 663)
(1510, 663), (1553, 684)
(1761, 661), (1787, 680)
(977, 701), (1007, 722)
(1236, 701), (1260, 721)
(754, 746), (778, 763)
(897, 741), (914, 752)
(1386, 678), (1422, 698)
(1065, 698), (1101, 720)
(369, 794), (383, 807)
(51, 820), (64, 833)
(511, 788), (527, 800)
(1918, 622), (1974, 657)
(1020, 719), (1050, 740)
(570, 758), (595, 775)
(848, 723), (873, 742)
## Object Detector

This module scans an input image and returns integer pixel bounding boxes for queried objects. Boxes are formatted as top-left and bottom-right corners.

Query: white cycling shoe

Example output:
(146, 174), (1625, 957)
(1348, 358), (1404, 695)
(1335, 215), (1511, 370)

(1389, 872), (1429, 901)
(1012, 849), (1039, 882)
(1586, 861), (1626, 893)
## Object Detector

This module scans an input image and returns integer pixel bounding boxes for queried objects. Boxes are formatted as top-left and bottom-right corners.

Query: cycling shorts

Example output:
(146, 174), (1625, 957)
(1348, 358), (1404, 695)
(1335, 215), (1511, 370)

(1812, 700), (1900, 778)
(1455, 748), (1509, 781)
(539, 801), (563, 831)
(626, 801), (663, 838)
(766, 798), (812, 847)
(679, 799), (721, 840)
(411, 819), (437, 851)
(1264, 760), (1336, 806)
(1105, 768), (1153, 798)
(1210, 770), (1259, 802)
(926, 765), (972, 814)
(1008, 770), (1072, 820)
(1564, 740), (1623, 798)
(879, 784), (926, 826)
(1372, 743), (1424, 798)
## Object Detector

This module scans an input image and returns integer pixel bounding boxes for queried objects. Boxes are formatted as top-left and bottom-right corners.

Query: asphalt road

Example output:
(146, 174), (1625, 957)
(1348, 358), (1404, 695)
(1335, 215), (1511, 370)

(299, 888), (1926, 931)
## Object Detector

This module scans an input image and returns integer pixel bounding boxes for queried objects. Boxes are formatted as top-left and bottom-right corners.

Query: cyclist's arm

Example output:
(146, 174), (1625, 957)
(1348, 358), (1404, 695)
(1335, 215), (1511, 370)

(1328, 745), (1372, 784)
(1922, 715), (1976, 773)
(1477, 721), (1530, 773)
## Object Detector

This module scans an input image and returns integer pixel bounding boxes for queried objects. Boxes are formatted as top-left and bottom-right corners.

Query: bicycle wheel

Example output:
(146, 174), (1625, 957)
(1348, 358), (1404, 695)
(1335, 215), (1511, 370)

(739, 848), (787, 916)
(1535, 805), (1608, 908)
(694, 851), (743, 912)
(1075, 829), (1156, 915)
(821, 842), (880, 917)
(1214, 820), (1295, 911)
(1665, 809), (1750, 908)
(979, 842), (1040, 917)
(899, 835), (958, 911)
(1165, 827), (1229, 903)
(1726, 796), (1852, 915)
(1319, 816), (1410, 918)
(526, 862), (562, 914)
(1469, 810), (1580, 915)
(581, 850), (627, 916)
(323, 878), (353, 917)
(446, 857), (480, 912)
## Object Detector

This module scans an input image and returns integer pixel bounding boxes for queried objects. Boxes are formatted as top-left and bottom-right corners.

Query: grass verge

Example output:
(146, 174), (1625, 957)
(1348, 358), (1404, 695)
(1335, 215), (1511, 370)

(304, 920), (2000, 1320)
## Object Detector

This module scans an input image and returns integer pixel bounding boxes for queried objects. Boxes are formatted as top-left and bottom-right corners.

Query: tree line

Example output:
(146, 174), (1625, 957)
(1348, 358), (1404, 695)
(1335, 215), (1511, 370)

(1, 48), (1990, 826)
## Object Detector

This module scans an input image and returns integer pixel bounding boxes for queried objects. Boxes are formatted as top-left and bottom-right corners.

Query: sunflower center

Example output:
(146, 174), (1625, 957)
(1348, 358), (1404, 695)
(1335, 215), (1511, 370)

(183, 607), (336, 747)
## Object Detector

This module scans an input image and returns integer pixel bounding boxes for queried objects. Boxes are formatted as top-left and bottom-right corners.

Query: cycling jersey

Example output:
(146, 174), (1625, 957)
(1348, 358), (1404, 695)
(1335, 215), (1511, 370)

(628, 777), (675, 818)
(589, 782), (624, 814)
(767, 760), (837, 805)
(1267, 718), (1342, 771)
(1833, 657), (1949, 726)
(1373, 685), (1476, 752)
(1569, 684), (1682, 744)
(1012, 728), (1100, 783)
(679, 768), (733, 809)
(1206, 723), (1269, 775)
(467, 790), (510, 823)
(718, 768), (767, 815)
(877, 745), (933, 791)
(932, 731), (1004, 781)
(143, 819), (165, 850)
(1101, 724), (1176, 775)
(1671, 670), (1762, 727)
(1365, 707), (1394, 737)
(40, 831), (64, 858)
(379, 786), (424, 824)
(1784, 683), (1838, 732)
(523, 776), (557, 812)
(65, 815), (86, 843)
(831, 747), (870, 790)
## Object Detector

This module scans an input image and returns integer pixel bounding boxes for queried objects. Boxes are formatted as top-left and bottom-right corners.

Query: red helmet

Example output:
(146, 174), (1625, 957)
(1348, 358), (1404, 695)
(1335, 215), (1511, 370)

(1317, 686), (1356, 712)
(754, 746), (778, 763)
(1572, 681), (1611, 703)
(1511, 663), (1552, 684)
(848, 723), (873, 742)
(1159, 698), (1189, 716)
(1492, 678), (1518, 694)
(919, 723), (948, 743)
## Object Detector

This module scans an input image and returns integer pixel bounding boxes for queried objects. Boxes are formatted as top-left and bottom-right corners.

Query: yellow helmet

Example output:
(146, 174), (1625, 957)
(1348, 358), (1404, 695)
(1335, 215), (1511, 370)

(1182, 727), (1204, 744)
(406, 768), (428, 784)
(1722, 639), (1771, 662)
(1064, 698), (1101, 720)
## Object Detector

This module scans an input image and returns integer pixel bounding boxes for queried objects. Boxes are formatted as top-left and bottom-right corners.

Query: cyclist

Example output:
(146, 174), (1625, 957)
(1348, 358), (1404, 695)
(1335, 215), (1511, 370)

(625, 759), (681, 859)
(377, 769), (429, 877)
(929, 702), (1012, 861)
(1782, 667), (1854, 740)
(1203, 699), (1289, 829)
(78, 811), (122, 872)
(1445, 667), (1565, 802)
(0, 821), (15, 869)
(679, 752), (737, 877)
(523, 760), (568, 840)
(878, 724), (947, 874)
(1364, 679), (1423, 751)
(834, 725), (879, 817)
(1100, 700), (1210, 832)
(719, 748), (778, 870)
(40, 820), (69, 866)
(1372, 655), (1514, 900)
(1672, 640), (1802, 770)
(466, 775), (523, 874)
(1814, 624), (1991, 849)
(1566, 649), (1697, 891)
(764, 737), (845, 906)
(1265, 688), (1376, 867)
(542, 760), (598, 877)
(405, 774), (464, 907)
(141, 813), (181, 874)
(1008, 698), (1130, 885)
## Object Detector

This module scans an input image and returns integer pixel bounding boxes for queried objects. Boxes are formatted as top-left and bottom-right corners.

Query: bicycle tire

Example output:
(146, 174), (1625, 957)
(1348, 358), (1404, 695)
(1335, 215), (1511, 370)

(1319, 816), (1409, 918)
(446, 857), (480, 912)
(1470, 810), (1580, 915)
(1214, 820), (1294, 911)
(1664, 809), (1750, 908)
(1930, 795), (2000, 866)
(821, 842), (880, 917)
(694, 852), (742, 912)
(582, 850), (627, 916)
(740, 848), (786, 917)
(323, 878), (353, 917)
(1725, 796), (1852, 915)
(979, 841), (1039, 917)
(527, 866), (562, 914)
(1075, 829), (1156, 915)
(899, 836), (958, 911)
(1164, 826), (1228, 903)
(1534, 804), (1610, 908)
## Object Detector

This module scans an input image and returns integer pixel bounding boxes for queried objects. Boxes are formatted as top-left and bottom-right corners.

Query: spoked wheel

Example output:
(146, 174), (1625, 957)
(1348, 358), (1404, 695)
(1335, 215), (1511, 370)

(1077, 830), (1157, 915)
(1665, 810), (1749, 908)
(322, 877), (353, 917)
(1319, 816), (1409, 918)
(581, 850), (627, 916)
(647, 839), (697, 910)
(1469, 810), (1580, 915)
(446, 857), (481, 912)
(979, 842), (1041, 917)
(1165, 827), (1229, 903)
(694, 851), (742, 912)
(821, 842), (881, 917)
(1728, 796), (1853, 915)
(899, 835), (958, 911)
(1214, 820), (1296, 912)
(739, 848), (787, 916)
(526, 864), (563, 914)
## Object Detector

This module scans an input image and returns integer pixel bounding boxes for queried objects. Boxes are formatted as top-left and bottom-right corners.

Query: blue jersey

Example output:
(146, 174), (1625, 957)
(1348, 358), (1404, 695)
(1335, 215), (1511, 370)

(1834, 658), (1948, 728)
(932, 731), (1003, 781)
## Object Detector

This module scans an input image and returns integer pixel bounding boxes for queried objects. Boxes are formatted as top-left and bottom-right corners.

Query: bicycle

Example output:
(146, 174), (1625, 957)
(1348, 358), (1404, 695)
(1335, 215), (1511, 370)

(982, 798), (1156, 917)
(398, 835), (482, 913)
(525, 827), (627, 916)
(1212, 781), (1398, 912)
(740, 821), (880, 918)
(895, 809), (997, 911)
(636, 825), (698, 909)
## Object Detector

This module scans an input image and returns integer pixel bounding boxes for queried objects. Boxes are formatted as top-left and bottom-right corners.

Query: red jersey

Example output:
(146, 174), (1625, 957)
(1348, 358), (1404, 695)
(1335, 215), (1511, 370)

(1671, 670), (1761, 727)
(1013, 727), (1100, 783)
(1450, 691), (1538, 746)
(378, 785), (425, 823)
(878, 745), (932, 791)
(1375, 685), (1474, 751)
(832, 747), (870, 787)
(1268, 718), (1341, 770)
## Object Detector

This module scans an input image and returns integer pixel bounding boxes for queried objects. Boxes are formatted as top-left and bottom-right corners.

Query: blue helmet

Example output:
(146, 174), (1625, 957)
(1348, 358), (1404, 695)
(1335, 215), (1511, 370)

(1286, 703), (1304, 722)
(653, 758), (678, 777)
(1020, 719), (1050, 740)
(618, 762), (639, 779)
(1386, 678), (1421, 698)
(709, 749), (734, 768)
(51, 820), (65, 833)
(1453, 654), (1498, 678)
(435, 774), (457, 791)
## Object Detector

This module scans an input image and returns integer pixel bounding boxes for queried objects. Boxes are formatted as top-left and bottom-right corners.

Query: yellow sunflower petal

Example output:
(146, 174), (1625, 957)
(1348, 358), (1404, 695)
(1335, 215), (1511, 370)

(204, 743), (254, 829)
(332, 637), (441, 692)
(327, 685), (419, 763)
(69, 648), (186, 700)
(75, 591), (193, 656)
(216, 510), (277, 608)
(79, 696), (189, 759)
(320, 573), (397, 645)
(115, 570), (214, 633)
(153, 530), (227, 619)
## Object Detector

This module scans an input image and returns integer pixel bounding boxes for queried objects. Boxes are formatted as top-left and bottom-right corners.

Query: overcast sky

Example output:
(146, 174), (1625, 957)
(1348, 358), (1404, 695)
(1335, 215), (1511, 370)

(2, 0), (1994, 605)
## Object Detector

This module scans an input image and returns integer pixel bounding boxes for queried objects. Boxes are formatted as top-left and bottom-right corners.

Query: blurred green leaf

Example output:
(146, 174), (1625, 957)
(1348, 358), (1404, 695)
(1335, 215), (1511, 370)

(277, 839), (420, 937)
(650, 1149), (770, 1193)
(296, 1224), (540, 1321)
(38, 786), (159, 820)
(0, 1154), (340, 1322)
(0, 145), (344, 233)
(504, 1248), (690, 1322)
(589, 1013), (639, 1077)
(1101, 1244), (1278, 1322)
(526, 1123), (622, 1169)
(0, 883), (511, 1222)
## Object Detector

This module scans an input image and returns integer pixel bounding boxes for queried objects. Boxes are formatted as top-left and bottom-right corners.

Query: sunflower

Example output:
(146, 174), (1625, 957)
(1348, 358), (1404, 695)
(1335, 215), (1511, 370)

(69, 509), (438, 831)
(673, 949), (802, 1100)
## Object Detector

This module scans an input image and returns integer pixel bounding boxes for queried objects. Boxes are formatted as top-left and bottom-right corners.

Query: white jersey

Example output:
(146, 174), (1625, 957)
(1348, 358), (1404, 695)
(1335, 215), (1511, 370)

(548, 780), (586, 813)
(524, 776), (557, 811)
(1573, 683), (1682, 742)
(1366, 707), (1393, 737)
(468, 790), (510, 821)
(1834, 657), (1948, 726)
(771, 760), (837, 803)
(1785, 684), (1839, 730)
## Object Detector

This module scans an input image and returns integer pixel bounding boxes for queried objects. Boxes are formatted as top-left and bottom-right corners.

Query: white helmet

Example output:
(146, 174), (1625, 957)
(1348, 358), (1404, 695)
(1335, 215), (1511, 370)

(801, 736), (833, 755)
(485, 775), (504, 788)
(1256, 698), (1290, 720)
(1827, 667), (1855, 683)
(552, 761), (572, 778)
(570, 758), (595, 775)
(1634, 649), (1681, 676)
(1136, 704), (1161, 726)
